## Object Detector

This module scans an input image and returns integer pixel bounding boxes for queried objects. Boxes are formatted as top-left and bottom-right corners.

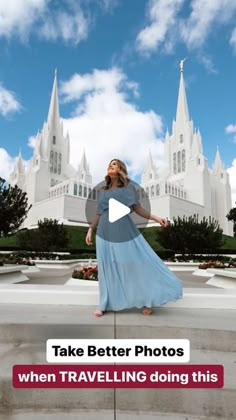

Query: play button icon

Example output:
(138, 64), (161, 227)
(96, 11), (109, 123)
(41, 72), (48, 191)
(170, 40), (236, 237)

(85, 180), (151, 243)
(109, 198), (130, 223)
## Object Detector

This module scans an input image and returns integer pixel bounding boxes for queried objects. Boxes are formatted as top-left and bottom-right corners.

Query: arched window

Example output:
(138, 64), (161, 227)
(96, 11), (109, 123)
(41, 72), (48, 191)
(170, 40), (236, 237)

(156, 184), (160, 196)
(88, 187), (92, 198)
(63, 185), (65, 193)
(172, 184), (174, 194)
(74, 183), (78, 195)
(173, 153), (177, 174)
(58, 153), (61, 175)
(66, 184), (69, 193)
(53, 135), (56, 145)
(79, 185), (82, 196)
(151, 185), (154, 197)
(92, 189), (96, 200)
(165, 183), (168, 194)
(146, 187), (149, 197)
(182, 149), (186, 171)
(54, 152), (58, 173)
(84, 186), (87, 198)
(180, 134), (183, 143)
(50, 151), (53, 172)
(177, 151), (181, 173)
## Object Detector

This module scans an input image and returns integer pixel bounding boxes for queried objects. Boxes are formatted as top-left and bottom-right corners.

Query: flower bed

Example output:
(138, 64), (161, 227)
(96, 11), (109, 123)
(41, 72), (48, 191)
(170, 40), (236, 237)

(72, 266), (98, 280)
(198, 260), (236, 269)
(0, 255), (35, 266)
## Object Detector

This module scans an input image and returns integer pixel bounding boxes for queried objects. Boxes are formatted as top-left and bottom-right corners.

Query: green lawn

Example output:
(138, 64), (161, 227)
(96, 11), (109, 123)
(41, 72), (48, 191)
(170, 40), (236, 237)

(0, 225), (235, 252)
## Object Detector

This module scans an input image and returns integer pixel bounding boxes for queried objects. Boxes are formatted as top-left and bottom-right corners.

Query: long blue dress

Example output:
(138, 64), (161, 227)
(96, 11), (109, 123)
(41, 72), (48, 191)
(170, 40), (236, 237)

(95, 182), (183, 311)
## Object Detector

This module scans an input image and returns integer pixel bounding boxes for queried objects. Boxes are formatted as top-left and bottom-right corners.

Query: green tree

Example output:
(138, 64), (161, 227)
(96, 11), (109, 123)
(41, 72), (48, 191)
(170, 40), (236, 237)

(226, 206), (236, 237)
(0, 177), (32, 237)
(16, 218), (69, 251)
(157, 214), (223, 255)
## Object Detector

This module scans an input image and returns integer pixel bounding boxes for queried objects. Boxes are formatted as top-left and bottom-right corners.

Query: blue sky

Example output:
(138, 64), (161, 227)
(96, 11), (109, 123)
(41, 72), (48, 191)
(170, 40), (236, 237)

(0, 0), (236, 203)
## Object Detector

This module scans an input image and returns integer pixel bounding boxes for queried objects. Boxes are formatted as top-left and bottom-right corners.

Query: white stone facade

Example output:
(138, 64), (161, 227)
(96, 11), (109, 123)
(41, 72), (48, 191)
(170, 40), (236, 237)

(141, 64), (233, 236)
(9, 67), (233, 235)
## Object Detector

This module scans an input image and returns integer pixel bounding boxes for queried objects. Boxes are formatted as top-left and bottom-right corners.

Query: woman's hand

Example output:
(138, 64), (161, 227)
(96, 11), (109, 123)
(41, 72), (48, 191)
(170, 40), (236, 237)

(86, 228), (93, 245)
(155, 216), (168, 228)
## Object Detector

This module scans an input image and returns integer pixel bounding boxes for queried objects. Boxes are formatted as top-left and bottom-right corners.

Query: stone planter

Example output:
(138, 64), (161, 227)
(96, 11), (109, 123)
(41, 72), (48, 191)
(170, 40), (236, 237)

(65, 277), (98, 287)
(33, 259), (81, 277)
(0, 265), (29, 284)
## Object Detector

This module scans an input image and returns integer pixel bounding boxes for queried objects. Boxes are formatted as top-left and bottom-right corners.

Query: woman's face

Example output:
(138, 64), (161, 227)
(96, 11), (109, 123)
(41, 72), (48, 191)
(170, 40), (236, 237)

(107, 160), (119, 177)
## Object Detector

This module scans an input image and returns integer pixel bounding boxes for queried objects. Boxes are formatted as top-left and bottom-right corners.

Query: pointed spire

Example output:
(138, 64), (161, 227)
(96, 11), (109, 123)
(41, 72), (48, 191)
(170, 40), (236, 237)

(213, 146), (224, 172)
(47, 69), (60, 125)
(17, 148), (25, 173)
(79, 148), (89, 173)
(143, 150), (157, 173)
(176, 59), (190, 123)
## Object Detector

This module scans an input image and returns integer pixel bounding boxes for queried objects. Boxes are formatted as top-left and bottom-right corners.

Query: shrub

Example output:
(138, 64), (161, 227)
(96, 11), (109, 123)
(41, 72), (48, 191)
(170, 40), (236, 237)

(16, 218), (70, 252)
(157, 215), (223, 256)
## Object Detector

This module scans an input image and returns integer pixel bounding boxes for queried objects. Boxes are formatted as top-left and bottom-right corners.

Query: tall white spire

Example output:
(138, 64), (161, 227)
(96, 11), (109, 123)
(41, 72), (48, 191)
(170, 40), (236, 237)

(47, 68), (60, 125)
(79, 148), (90, 173)
(176, 59), (190, 123)
(17, 148), (25, 173)
(144, 150), (157, 173)
(213, 146), (224, 172)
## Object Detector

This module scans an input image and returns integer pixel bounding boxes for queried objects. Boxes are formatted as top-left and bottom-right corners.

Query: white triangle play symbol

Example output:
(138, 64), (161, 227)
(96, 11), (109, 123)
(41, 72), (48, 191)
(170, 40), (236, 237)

(108, 198), (131, 223)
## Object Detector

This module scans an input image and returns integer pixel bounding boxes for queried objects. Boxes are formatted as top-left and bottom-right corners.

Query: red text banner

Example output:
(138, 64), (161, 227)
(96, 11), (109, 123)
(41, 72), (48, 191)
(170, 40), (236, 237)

(12, 364), (224, 388)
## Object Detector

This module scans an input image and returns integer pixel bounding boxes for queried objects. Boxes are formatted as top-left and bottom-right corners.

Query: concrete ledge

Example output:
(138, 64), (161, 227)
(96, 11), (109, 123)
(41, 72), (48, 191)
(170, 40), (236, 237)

(34, 259), (80, 277)
(0, 265), (29, 284)
(0, 284), (235, 309)
(206, 268), (236, 289)
(166, 262), (199, 271)
(74, 260), (200, 272)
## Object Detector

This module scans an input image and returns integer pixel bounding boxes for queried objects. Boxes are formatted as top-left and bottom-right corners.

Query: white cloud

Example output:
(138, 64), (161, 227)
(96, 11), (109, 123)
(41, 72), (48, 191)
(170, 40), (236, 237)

(230, 27), (236, 51)
(136, 0), (236, 56)
(98, 0), (118, 13)
(0, 148), (15, 180)
(180, 0), (236, 50)
(60, 68), (164, 183)
(0, 0), (109, 45)
(197, 53), (218, 74)
(225, 124), (236, 134)
(0, 0), (48, 41)
(136, 0), (184, 53)
(0, 84), (21, 116)
(27, 135), (37, 148)
(39, 4), (90, 45)
(227, 159), (236, 207)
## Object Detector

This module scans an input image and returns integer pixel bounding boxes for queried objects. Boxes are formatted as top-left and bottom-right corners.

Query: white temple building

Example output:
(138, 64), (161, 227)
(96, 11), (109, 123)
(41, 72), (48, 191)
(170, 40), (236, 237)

(141, 60), (232, 235)
(9, 64), (233, 235)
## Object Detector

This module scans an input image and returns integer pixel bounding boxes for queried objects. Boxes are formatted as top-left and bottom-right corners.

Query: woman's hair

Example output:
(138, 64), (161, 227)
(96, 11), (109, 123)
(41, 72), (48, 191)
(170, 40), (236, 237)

(102, 159), (130, 190)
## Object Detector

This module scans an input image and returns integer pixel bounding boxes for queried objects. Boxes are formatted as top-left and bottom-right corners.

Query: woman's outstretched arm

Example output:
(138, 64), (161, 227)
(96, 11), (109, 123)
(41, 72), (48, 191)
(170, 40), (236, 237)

(86, 214), (101, 245)
(132, 204), (167, 227)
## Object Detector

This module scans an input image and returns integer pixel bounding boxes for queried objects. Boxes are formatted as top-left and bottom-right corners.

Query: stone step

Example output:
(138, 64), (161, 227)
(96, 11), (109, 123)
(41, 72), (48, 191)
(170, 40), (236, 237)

(0, 344), (235, 418)
(0, 284), (236, 309)
(0, 410), (230, 420)
(0, 305), (235, 352)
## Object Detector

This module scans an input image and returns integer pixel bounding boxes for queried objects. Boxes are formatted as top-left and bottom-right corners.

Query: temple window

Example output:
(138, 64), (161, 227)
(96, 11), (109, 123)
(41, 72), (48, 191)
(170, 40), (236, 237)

(173, 153), (177, 174)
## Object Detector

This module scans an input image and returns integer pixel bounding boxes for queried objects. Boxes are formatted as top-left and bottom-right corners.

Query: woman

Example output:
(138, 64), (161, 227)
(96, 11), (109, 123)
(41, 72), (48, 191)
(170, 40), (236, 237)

(86, 159), (182, 317)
